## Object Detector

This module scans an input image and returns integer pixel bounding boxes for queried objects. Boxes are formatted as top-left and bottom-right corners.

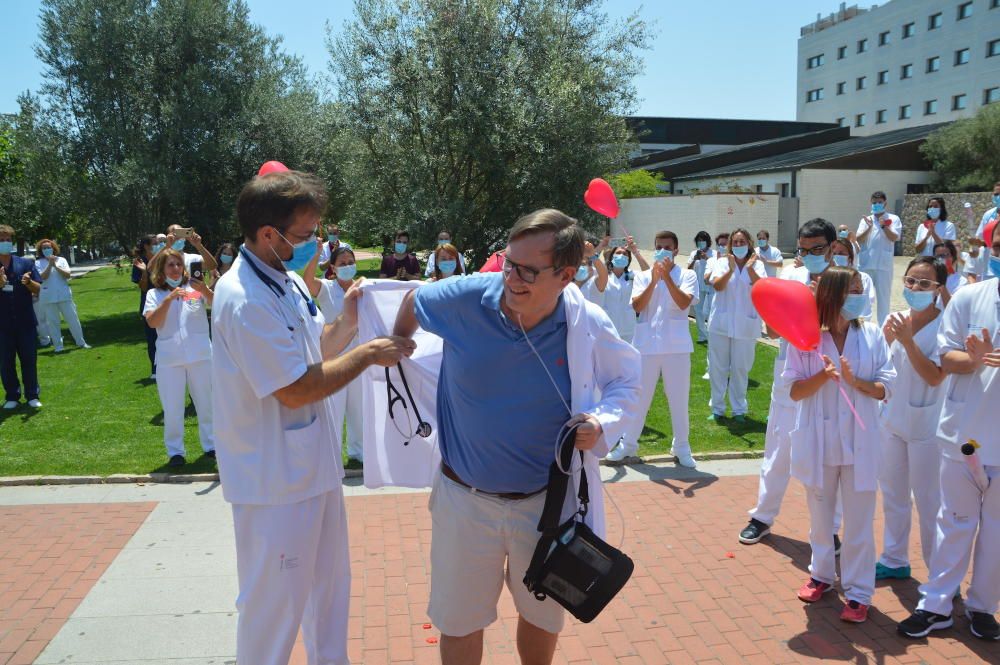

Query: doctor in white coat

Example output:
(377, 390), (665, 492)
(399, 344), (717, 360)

(211, 170), (415, 665)
(601, 236), (648, 344)
(393, 208), (640, 665)
(785, 266), (895, 624)
(35, 239), (90, 352)
(687, 231), (716, 344)
(856, 190), (902, 324)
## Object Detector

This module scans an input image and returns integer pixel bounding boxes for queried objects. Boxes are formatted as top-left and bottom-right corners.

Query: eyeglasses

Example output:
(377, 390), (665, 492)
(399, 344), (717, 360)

(502, 255), (556, 284)
(796, 244), (829, 256)
(903, 275), (940, 290)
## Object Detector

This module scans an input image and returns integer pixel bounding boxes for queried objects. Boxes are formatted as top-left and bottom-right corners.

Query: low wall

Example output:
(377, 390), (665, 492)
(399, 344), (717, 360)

(899, 191), (994, 250)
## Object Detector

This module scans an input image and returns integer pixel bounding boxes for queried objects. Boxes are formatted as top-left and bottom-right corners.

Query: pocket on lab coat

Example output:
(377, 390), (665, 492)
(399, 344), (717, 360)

(282, 416), (323, 493)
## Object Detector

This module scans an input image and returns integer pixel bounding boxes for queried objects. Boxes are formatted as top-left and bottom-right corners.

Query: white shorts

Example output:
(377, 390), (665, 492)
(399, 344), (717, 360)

(427, 471), (565, 637)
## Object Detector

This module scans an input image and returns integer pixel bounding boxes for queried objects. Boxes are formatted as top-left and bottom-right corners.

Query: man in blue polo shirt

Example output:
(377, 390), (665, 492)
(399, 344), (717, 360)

(0, 224), (43, 409)
(393, 209), (640, 665)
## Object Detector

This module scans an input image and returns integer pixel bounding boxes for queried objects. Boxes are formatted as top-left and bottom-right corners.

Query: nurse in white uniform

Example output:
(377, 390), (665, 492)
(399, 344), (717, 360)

(830, 239), (875, 318)
(211, 170), (415, 665)
(34, 239), (90, 352)
(755, 230), (784, 278)
(707, 228), (765, 421)
(876, 257), (948, 581)
(573, 236), (609, 307)
(143, 249), (214, 466)
(898, 229), (1000, 641)
(687, 231), (716, 344)
(612, 231), (699, 466)
(931, 241), (967, 309)
(786, 266), (895, 624)
(914, 197), (956, 257)
(601, 236), (648, 343)
(856, 190), (902, 325)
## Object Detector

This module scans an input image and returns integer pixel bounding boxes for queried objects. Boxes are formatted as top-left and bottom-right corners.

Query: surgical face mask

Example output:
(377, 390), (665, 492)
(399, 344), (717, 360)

(802, 253), (829, 275)
(438, 239), (449, 246)
(171, 239), (186, 251)
(653, 248), (673, 262)
(273, 230), (317, 272)
(757, 239), (767, 248)
(732, 245), (749, 259)
(42, 248), (54, 257)
(871, 202), (886, 215)
(993, 194), (1000, 208)
(328, 234), (339, 243)
(165, 276), (183, 288)
(832, 255), (849, 267)
(438, 259), (457, 276)
(838, 230), (849, 239)
(0, 241), (12, 255)
(394, 241), (408, 254)
(696, 241), (707, 250)
(841, 293), (868, 320)
(575, 264), (590, 282)
(220, 254), (234, 265)
(152, 242), (166, 254)
(336, 264), (357, 281)
(990, 255), (1000, 279)
(611, 254), (629, 269)
(903, 286), (935, 311)
(927, 207), (941, 220)
(717, 244), (727, 254)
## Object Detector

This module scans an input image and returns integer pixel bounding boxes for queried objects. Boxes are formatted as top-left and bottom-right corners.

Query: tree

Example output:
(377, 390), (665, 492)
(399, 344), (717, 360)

(328, 0), (649, 261)
(921, 103), (1000, 192)
(608, 169), (667, 199)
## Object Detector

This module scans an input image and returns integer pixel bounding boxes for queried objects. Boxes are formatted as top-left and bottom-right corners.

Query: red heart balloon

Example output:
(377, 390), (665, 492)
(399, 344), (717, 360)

(751, 278), (820, 352)
(584, 178), (620, 219)
(258, 160), (289, 177)
(983, 218), (998, 245)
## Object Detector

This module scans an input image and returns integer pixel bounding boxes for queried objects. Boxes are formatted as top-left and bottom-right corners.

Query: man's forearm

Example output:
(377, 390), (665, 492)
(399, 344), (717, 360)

(274, 345), (374, 410)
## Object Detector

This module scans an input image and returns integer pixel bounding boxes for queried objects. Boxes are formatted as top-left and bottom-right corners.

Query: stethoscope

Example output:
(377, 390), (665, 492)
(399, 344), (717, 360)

(240, 247), (318, 329)
(385, 362), (432, 442)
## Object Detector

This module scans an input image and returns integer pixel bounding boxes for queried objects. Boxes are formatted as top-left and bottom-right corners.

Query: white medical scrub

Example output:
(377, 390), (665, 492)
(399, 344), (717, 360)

(576, 271), (605, 307)
(857, 212), (902, 324)
(212, 251), (350, 665)
(690, 248), (717, 342)
(757, 244), (784, 278)
(602, 269), (637, 343)
(915, 220), (957, 257)
(317, 278), (364, 462)
(35, 255), (88, 351)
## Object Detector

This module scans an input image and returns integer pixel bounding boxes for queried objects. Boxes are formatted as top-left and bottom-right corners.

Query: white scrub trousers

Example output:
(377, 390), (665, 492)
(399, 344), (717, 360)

(861, 268), (892, 325)
(232, 489), (351, 665)
(621, 353), (692, 457)
(332, 378), (364, 461)
(155, 359), (214, 458)
(42, 299), (88, 351)
(708, 333), (756, 416)
(877, 434), (941, 570)
(694, 290), (712, 342)
(918, 457), (1000, 617)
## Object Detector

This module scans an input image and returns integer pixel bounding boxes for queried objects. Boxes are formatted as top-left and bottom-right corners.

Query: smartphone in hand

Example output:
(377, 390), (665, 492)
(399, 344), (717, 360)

(190, 261), (204, 282)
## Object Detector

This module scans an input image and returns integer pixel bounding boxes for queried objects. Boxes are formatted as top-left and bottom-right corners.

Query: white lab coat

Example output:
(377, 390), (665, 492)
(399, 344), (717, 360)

(856, 213), (901, 272)
(602, 270), (637, 342)
(316, 279), (364, 460)
(915, 220), (956, 256)
(756, 245), (783, 278)
(576, 272), (605, 308)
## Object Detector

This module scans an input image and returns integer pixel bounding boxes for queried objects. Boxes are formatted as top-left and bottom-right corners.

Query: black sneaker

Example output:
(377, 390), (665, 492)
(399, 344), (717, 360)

(205, 450), (216, 459)
(739, 518), (771, 544)
(967, 610), (1000, 640)
(168, 454), (186, 468)
(834, 534), (842, 557)
(897, 609), (953, 638)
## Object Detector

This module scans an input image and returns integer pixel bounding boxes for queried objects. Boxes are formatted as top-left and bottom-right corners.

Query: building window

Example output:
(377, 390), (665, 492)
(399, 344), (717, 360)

(806, 88), (824, 103)
(953, 94), (968, 110)
(927, 56), (941, 72)
(879, 30), (891, 46)
(838, 45), (847, 59)
(902, 22), (915, 38)
(989, 39), (1000, 57)
(925, 99), (938, 115)
(856, 113), (866, 127)
(877, 70), (889, 85)
(928, 12), (943, 29)
(958, 2), (973, 20)
(955, 48), (970, 65)
(876, 109), (887, 124)
(836, 81), (846, 95)
(836, 117), (846, 127)
(899, 104), (912, 119)
(857, 76), (867, 90)
(780, 183), (790, 198)
(807, 54), (825, 69)
(901, 63), (913, 79)
(986, 87), (1000, 104)
(993, 0), (1000, 9)
(857, 38), (869, 53)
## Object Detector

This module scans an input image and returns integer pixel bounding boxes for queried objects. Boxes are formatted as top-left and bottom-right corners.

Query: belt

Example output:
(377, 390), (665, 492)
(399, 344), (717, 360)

(441, 464), (546, 501)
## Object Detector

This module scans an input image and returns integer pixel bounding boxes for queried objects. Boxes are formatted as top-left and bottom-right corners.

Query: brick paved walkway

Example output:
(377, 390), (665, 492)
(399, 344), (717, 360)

(0, 503), (156, 665)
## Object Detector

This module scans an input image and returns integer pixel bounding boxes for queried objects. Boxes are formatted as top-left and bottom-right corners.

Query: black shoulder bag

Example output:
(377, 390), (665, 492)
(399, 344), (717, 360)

(523, 429), (634, 623)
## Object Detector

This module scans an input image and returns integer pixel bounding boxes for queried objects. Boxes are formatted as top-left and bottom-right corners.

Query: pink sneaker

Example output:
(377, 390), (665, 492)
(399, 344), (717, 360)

(840, 600), (869, 623)
(797, 578), (832, 603)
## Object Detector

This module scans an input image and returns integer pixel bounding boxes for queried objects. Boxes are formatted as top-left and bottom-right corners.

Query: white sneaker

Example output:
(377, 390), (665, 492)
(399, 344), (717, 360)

(80, 344), (92, 349)
(27, 399), (42, 408)
(701, 371), (710, 380)
(3, 401), (18, 410)
(674, 451), (697, 468)
(605, 445), (630, 463)
(150, 373), (157, 381)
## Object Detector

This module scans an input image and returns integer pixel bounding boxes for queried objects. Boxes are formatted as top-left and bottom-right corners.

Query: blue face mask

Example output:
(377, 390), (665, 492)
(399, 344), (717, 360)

(438, 259), (457, 276)
(927, 207), (941, 220)
(42, 248), (54, 257)
(152, 242), (166, 254)
(841, 293), (868, 320)
(0, 241), (12, 255)
(220, 254), (234, 265)
(838, 230), (849, 239)
(832, 255), (849, 267)
(871, 202), (886, 215)
(437, 239), (449, 246)
(990, 255), (1000, 279)
(274, 230), (317, 272)
(575, 265), (590, 282)
(328, 234), (339, 243)
(394, 242), (407, 254)
(993, 194), (1000, 208)
(717, 244), (727, 254)
(757, 239), (767, 248)
(732, 245), (749, 259)
(653, 248), (673, 262)
(336, 264), (357, 281)
(802, 253), (829, 275)
(611, 254), (629, 269)
(696, 241), (707, 250)
(165, 276), (183, 288)
(903, 287), (935, 311)
(171, 240), (186, 251)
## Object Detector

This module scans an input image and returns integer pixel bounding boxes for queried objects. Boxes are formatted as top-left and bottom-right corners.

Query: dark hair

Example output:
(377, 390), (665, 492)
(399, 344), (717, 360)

(871, 191), (887, 201)
(730, 228), (753, 247)
(136, 234), (156, 257)
(215, 242), (236, 268)
(331, 245), (356, 271)
(926, 197), (948, 221)
(908, 255), (948, 285)
(933, 240), (958, 261)
(799, 218), (836, 243)
(831, 238), (855, 264)
(432, 243), (464, 278)
(694, 231), (712, 247)
(586, 236), (601, 247)
(507, 208), (585, 270)
(758, 229), (770, 240)
(715, 232), (730, 243)
(816, 266), (860, 329)
(237, 170), (327, 241)
(606, 247), (632, 275)
(655, 230), (678, 248)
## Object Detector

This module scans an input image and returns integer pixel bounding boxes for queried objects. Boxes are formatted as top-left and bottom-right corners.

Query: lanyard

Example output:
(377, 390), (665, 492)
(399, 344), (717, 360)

(240, 247), (318, 323)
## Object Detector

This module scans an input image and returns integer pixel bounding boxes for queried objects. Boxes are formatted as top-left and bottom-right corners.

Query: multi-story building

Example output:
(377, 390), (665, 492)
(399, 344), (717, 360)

(797, 0), (1000, 135)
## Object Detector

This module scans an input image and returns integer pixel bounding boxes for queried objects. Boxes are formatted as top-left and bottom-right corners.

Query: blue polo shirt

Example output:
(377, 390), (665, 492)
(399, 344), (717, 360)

(414, 273), (571, 493)
(0, 255), (41, 331)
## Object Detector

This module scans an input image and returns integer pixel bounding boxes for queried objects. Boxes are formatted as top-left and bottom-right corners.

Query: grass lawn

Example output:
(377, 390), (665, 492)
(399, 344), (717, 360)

(0, 261), (775, 477)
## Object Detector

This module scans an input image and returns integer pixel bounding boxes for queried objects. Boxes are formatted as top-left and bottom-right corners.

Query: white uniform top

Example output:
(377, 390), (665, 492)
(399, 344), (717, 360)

(879, 309), (943, 444)
(211, 252), (343, 505)
(316, 279), (360, 352)
(424, 251), (466, 277)
(602, 270), (637, 341)
(756, 245), (784, 278)
(688, 248), (717, 287)
(630, 265), (699, 355)
(936, 279), (1000, 465)
(857, 213), (902, 271)
(770, 265), (813, 407)
(859, 270), (876, 318)
(318, 240), (353, 266)
(915, 220), (957, 256)
(35, 257), (72, 304)
(975, 206), (998, 241)
(576, 273), (605, 308)
(707, 258), (766, 340)
(946, 272), (968, 295)
(962, 250), (989, 280)
(143, 286), (212, 367)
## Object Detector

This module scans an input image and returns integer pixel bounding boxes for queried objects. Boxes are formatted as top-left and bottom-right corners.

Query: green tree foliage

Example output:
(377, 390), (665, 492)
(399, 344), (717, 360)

(608, 169), (667, 199)
(328, 0), (649, 261)
(921, 103), (1000, 192)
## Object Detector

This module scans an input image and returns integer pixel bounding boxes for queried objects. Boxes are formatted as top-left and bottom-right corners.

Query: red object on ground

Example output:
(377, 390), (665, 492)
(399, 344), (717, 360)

(422, 623), (432, 629)
(584, 178), (620, 219)
(479, 250), (506, 273)
(258, 160), (289, 176)
(426, 637), (439, 644)
(751, 278), (820, 352)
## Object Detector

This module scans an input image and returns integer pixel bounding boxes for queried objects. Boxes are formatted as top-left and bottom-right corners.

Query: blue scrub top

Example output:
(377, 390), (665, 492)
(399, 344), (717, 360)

(0, 255), (41, 330)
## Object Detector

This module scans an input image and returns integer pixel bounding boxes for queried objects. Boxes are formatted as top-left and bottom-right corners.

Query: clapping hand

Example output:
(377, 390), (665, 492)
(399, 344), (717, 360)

(821, 354), (840, 382)
(341, 277), (365, 327)
(966, 328), (995, 366)
(839, 356), (857, 388)
(0, 267), (7, 289)
(20, 274), (32, 287)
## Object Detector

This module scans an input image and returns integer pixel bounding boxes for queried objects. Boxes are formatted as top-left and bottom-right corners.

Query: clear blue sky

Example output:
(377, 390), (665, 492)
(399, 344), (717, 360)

(0, 0), (839, 120)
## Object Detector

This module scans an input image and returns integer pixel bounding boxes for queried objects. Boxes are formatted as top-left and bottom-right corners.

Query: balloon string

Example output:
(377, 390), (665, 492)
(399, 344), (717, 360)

(837, 381), (866, 431)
